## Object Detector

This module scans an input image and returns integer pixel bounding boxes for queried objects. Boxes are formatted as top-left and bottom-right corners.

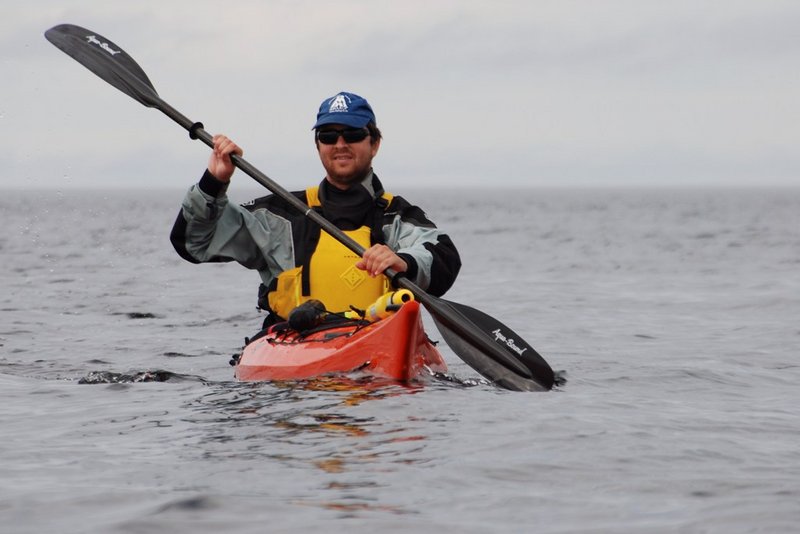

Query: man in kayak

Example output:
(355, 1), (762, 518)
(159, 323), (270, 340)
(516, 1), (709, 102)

(170, 91), (461, 326)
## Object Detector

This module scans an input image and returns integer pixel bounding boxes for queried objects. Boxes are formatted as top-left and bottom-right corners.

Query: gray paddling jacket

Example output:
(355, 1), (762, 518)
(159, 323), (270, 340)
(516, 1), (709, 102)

(170, 171), (461, 321)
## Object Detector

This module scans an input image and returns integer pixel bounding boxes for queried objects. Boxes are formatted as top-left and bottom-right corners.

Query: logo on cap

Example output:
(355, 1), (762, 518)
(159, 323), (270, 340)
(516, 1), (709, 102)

(328, 94), (350, 113)
(313, 91), (374, 129)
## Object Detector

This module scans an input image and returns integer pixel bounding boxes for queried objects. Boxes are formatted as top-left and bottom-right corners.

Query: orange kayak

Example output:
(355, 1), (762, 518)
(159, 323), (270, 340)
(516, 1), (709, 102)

(235, 300), (447, 383)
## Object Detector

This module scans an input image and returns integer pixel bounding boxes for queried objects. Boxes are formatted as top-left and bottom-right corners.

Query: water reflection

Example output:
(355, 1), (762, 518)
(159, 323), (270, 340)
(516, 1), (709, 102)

(71, 367), (470, 518)
(180, 378), (459, 512)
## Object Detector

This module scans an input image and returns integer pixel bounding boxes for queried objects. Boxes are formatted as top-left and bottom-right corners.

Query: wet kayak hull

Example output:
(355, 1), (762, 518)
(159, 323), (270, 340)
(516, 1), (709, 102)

(235, 301), (447, 382)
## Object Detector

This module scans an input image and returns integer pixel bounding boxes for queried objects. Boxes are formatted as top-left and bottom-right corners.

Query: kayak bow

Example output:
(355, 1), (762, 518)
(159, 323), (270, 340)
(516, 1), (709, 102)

(235, 301), (446, 382)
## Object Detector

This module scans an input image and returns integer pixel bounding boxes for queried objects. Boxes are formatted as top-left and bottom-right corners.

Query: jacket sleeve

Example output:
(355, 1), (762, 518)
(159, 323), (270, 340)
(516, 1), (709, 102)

(169, 171), (294, 279)
(383, 198), (461, 296)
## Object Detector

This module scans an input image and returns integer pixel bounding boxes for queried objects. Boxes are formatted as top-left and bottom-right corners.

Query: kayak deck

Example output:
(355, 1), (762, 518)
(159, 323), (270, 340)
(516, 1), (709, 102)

(235, 301), (446, 383)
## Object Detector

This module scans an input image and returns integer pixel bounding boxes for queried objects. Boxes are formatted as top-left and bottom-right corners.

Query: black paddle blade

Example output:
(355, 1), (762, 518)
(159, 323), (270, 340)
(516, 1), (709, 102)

(428, 297), (555, 391)
(44, 24), (160, 108)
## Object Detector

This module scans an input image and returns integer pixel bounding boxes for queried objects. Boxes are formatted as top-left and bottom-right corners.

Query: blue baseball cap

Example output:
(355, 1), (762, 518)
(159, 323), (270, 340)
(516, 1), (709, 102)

(313, 91), (376, 129)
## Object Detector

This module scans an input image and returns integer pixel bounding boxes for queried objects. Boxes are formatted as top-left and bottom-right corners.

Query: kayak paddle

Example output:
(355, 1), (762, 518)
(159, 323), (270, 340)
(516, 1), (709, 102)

(44, 23), (555, 391)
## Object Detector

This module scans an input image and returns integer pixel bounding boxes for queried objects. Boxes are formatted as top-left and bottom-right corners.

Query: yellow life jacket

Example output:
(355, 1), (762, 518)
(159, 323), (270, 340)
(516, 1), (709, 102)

(267, 186), (394, 318)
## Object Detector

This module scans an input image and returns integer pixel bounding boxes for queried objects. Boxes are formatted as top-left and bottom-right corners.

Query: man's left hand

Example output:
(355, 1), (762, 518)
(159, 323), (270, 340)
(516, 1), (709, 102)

(356, 244), (407, 277)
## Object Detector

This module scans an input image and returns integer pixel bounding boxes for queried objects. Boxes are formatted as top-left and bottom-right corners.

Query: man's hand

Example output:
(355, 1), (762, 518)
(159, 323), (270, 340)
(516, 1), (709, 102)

(207, 134), (243, 183)
(356, 244), (407, 277)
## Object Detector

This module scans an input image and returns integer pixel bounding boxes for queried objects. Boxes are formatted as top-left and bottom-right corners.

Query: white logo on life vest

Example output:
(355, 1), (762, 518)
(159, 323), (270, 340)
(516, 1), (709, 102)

(492, 328), (528, 355)
(86, 35), (121, 56)
(328, 94), (350, 113)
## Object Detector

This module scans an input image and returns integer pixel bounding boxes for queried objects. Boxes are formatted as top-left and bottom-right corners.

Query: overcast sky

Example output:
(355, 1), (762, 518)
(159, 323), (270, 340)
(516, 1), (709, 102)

(2, 1), (799, 190)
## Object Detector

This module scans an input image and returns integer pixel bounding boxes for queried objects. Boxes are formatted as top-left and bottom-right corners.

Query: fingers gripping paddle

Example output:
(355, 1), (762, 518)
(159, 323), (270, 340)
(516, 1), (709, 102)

(45, 23), (555, 391)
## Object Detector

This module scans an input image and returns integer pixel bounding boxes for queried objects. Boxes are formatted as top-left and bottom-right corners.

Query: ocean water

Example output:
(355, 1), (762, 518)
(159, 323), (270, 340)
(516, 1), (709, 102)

(1, 187), (798, 533)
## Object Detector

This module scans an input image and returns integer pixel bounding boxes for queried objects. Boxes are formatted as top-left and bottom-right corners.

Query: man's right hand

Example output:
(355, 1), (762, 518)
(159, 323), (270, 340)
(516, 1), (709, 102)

(207, 134), (243, 183)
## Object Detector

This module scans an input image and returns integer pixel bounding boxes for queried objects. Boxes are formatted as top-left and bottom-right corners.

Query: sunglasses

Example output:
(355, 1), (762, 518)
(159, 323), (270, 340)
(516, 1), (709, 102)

(316, 127), (370, 145)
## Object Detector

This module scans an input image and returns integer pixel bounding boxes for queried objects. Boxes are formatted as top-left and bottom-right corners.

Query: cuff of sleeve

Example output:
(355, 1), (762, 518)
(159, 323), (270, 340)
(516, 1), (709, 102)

(397, 253), (418, 282)
(198, 169), (229, 198)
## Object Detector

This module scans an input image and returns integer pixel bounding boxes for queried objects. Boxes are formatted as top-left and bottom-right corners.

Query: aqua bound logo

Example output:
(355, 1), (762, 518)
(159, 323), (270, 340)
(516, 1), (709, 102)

(491, 328), (528, 355)
(86, 35), (121, 56)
